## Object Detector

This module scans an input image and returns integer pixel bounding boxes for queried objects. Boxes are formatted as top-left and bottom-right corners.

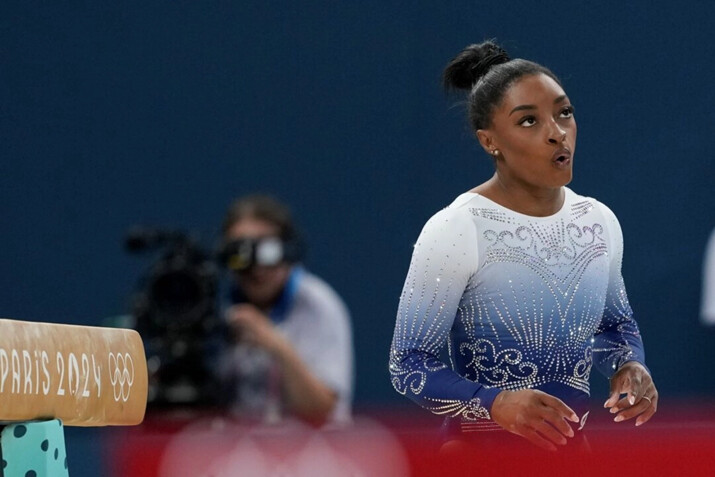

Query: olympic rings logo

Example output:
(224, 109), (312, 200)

(108, 352), (135, 402)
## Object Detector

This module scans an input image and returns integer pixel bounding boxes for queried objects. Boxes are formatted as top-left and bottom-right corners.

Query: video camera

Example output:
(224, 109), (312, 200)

(125, 226), (220, 408)
(218, 236), (303, 272)
(124, 226), (304, 408)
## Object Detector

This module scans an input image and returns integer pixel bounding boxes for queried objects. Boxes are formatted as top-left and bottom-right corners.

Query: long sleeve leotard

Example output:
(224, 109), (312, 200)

(389, 188), (647, 433)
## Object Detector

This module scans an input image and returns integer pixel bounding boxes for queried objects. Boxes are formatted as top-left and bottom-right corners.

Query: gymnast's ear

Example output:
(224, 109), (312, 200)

(476, 129), (497, 156)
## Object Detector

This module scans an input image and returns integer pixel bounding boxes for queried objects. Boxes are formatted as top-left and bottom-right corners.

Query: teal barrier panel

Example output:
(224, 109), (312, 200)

(1, 420), (69, 477)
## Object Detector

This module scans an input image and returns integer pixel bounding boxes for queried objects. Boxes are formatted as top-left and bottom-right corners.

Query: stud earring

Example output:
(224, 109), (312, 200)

(491, 149), (499, 156)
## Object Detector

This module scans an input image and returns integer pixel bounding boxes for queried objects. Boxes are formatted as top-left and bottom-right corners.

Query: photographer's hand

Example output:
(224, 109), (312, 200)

(226, 304), (287, 354)
(225, 304), (337, 424)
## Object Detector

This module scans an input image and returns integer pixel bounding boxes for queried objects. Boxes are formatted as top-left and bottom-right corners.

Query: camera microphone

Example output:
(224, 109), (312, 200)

(124, 226), (184, 252)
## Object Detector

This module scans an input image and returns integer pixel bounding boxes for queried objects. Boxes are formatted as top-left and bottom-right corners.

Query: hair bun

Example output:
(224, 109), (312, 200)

(443, 41), (511, 91)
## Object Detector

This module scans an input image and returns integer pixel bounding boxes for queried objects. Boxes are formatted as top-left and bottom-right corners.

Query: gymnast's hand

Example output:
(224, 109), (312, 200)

(604, 361), (658, 426)
(491, 389), (580, 451)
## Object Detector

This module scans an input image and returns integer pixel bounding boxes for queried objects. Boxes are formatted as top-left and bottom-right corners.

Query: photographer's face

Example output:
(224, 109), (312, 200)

(226, 217), (291, 310)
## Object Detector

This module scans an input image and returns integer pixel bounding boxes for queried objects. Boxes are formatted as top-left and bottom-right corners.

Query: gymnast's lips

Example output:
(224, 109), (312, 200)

(552, 147), (572, 166)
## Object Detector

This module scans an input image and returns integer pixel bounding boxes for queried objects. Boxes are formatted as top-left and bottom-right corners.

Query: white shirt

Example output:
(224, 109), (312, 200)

(701, 229), (715, 325)
(221, 269), (354, 424)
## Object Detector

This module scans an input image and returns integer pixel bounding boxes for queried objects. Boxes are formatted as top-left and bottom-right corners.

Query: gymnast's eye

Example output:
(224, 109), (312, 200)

(559, 106), (575, 119)
(518, 116), (537, 127)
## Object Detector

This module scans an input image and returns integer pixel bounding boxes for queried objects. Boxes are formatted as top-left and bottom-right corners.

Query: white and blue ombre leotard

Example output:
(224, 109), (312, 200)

(389, 187), (647, 434)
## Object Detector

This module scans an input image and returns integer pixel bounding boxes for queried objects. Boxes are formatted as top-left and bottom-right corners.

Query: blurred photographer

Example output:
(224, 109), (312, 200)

(217, 195), (353, 426)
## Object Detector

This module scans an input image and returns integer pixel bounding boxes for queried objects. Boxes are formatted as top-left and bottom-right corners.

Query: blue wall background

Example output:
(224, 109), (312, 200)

(2, 1), (714, 474)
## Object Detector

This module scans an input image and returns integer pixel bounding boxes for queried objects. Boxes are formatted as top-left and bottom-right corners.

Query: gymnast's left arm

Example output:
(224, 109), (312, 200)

(593, 204), (658, 426)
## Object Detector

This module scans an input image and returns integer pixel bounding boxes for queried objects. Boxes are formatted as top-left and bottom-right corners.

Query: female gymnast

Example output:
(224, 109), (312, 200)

(389, 41), (658, 451)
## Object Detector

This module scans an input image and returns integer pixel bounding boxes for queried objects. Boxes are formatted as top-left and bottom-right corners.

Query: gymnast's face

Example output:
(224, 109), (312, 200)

(226, 217), (291, 309)
(477, 73), (577, 190)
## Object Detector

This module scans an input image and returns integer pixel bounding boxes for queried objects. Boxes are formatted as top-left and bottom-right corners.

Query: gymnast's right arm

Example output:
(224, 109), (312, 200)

(388, 207), (579, 450)
(388, 207), (502, 419)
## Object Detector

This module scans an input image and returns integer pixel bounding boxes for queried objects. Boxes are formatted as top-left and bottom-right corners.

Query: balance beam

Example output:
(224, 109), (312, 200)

(0, 318), (147, 426)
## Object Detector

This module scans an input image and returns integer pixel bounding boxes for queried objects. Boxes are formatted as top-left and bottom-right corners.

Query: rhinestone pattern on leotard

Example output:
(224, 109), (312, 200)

(389, 188), (646, 425)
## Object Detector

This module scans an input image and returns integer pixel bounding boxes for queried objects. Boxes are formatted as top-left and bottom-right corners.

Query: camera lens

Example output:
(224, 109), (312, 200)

(151, 269), (203, 318)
